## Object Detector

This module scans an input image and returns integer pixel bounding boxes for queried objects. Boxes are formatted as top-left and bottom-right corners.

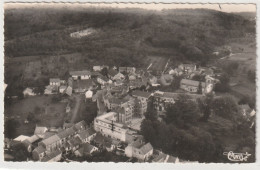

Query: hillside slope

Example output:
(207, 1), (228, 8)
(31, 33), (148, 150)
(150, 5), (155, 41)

(4, 8), (255, 67)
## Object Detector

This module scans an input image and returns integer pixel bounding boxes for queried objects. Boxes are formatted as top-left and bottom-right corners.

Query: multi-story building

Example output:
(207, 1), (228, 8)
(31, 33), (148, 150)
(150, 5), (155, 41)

(153, 91), (176, 112)
(132, 90), (151, 115)
(180, 79), (206, 93)
(125, 137), (153, 161)
(94, 112), (129, 142)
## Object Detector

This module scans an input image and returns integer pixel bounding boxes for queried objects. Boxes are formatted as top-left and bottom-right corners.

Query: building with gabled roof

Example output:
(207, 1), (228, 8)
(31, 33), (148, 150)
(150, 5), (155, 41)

(73, 79), (95, 93)
(34, 126), (48, 138)
(125, 138), (153, 161)
(38, 135), (61, 153)
(32, 145), (47, 161)
(76, 127), (96, 143)
(70, 70), (91, 80)
(50, 78), (61, 87)
(41, 150), (62, 162)
(180, 79), (206, 93)
(75, 143), (98, 157)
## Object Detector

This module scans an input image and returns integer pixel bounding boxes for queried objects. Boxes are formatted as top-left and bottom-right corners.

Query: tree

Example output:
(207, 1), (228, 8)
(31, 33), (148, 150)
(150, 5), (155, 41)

(4, 119), (20, 139)
(197, 81), (202, 94)
(215, 73), (230, 92)
(12, 142), (30, 161)
(211, 96), (239, 120)
(165, 95), (200, 128)
(133, 98), (142, 117)
(170, 76), (182, 91)
(197, 93), (214, 122)
(101, 67), (108, 77)
(144, 97), (158, 121)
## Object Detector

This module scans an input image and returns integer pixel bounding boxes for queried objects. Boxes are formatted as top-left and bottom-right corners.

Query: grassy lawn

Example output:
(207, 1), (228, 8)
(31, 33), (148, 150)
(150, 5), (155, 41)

(5, 95), (67, 137)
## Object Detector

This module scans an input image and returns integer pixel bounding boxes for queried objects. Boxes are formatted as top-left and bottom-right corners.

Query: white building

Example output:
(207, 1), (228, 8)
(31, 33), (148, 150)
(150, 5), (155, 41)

(94, 112), (129, 142)
(69, 70), (91, 80)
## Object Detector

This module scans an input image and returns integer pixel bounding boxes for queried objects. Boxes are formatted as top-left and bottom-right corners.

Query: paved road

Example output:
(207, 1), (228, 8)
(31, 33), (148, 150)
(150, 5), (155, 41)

(71, 94), (82, 123)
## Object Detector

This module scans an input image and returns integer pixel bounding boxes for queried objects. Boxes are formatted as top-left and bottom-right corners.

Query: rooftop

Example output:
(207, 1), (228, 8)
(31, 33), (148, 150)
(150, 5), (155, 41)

(69, 70), (91, 76)
(41, 150), (62, 162)
(41, 135), (60, 146)
(180, 79), (206, 87)
(132, 90), (151, 98)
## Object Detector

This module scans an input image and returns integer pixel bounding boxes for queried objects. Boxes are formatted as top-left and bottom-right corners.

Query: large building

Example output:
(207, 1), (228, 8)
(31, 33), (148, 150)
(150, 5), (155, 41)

(180, 79), (206, 93)
(132, 90), (151, 115)
(94, 112), (129, 142)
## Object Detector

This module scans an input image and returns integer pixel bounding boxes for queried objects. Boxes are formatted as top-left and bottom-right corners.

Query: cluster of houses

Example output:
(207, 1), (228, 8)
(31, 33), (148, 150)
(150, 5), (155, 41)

(13, 63), (255, 162)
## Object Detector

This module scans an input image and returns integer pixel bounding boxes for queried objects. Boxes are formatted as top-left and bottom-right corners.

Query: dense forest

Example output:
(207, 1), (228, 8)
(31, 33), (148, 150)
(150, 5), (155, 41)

(4, 8), (255, 66)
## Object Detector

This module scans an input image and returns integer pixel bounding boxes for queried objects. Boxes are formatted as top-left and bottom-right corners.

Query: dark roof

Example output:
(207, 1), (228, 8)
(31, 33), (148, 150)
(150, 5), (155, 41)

(41, 135), (60, 146)
(41, 150), (62, 162)
(93, 133), (112, 148)
(74, 120), (86, 131)
(140, 143), (153, 154)
(132, 90), (151, 98)
(78, 128), (96, 139)
(57, 127), (76, 139)
(78, 143), (96, 155)
(98, 75), (109, 81)
(108, 69), (118, 77)
(33, 145), (46, 154)
(91, 71), (102, 76)
(69, 70), (91, 76)
(50, 78), (61, 83)
(68, 136), (82, 148)
(180, 79), (205, 87)
(73, 79), (94, 90)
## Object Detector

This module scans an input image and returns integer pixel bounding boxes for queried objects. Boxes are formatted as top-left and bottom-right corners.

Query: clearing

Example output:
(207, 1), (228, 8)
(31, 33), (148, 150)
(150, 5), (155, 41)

(4, 95), (67, 137)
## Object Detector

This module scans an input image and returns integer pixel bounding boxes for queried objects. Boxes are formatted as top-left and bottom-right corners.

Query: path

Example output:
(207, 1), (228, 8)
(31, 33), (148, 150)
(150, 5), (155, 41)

(96, 90), (106, 115)
(71, 94), (82, 123)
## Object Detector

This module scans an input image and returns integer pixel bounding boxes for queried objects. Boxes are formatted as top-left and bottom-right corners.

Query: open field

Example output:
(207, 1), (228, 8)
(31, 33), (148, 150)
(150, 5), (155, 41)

(146, 56), (168, 72)
(4, 95), (67, 137)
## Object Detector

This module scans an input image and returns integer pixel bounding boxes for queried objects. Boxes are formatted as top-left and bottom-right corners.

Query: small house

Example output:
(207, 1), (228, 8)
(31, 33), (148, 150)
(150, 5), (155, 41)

(74, 143), (98, 157)
(23, 87), (36, 97)
(50, 78), (61, 87)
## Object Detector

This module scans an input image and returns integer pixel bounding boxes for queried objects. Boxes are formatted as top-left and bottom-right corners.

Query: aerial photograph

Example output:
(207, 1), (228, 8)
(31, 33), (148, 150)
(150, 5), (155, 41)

(3, 3), (256, 163)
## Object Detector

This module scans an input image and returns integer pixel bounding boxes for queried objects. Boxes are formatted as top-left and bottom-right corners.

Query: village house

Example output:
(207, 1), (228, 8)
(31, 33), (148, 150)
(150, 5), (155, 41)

(93, 65), (109, 72)
(112, 72), (125, 81)
(32, 145), (47, 161)
(107, 68), (118, 80)
(97, 75), (110, 86)
(153, 91), (177, 112)
(23, 87), (37, 97)
(76, 127), (97, 143)
(50, 78), (61, 87)
(92, 133), (120, 152)
(125, 137), (153, 161)
(59, 85), (67, 93)
(70, 70), (91, 80)
(22, 134), (41, 152)
(119, 67), (136, 73)
(34, 126), (48, 138)
(178, 64), (196, 73)
(32, 121), (87, 160)
(152, 152), (179, 163)
(65, 136), (82, 152)
(73, 79), (95, 93)
(94, 112), (129, 142)
(74, 143), (99, 157)
(180, 79), (206, 93)
(132, 90), (151, 115)
(41, 150), (62, 162)
(129, 79), (146, 89)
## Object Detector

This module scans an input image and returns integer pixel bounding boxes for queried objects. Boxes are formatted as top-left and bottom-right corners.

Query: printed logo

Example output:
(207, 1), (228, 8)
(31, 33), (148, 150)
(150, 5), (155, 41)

(223, 151), (251, 162)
